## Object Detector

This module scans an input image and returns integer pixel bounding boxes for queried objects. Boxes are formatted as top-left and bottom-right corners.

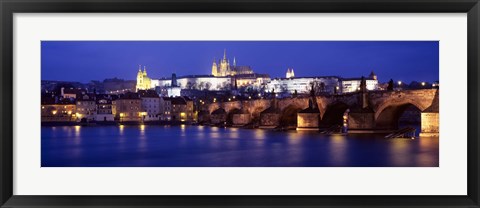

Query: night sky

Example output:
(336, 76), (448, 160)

(41, 41), (439, 83)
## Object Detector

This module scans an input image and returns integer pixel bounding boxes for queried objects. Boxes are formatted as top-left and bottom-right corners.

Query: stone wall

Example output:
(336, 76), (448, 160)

(211, 114), (226, 125)
(260, 113), (280, 127)
(297, 113), (320, 130)
(232, 114), (251, 126)
(348, 112), (375, 129)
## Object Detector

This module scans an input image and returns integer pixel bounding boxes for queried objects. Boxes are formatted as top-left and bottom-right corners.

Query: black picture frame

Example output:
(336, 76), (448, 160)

(1, 0), (479, 207)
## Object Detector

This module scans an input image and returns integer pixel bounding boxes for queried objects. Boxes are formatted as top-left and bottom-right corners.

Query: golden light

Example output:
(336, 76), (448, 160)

(140, 124), (145, 131)
(67, 111), (72, 115)
(120, 113), (124, 117)
(336, 86), (339, 90)
(249, 96), (252, 99)
(52, 110), (57, 115)
(180, 112), (186, 117)
(233, 96), (236, 99)
(74, 125), (81, 133)
(41, 106), (45, 109)
(421, 82), (426, 86)
(398, 81), (402, 85)
(228, 98), (231, 101)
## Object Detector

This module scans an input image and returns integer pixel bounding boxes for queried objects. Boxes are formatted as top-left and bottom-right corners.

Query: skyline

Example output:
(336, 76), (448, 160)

(41, 41), (439, 83)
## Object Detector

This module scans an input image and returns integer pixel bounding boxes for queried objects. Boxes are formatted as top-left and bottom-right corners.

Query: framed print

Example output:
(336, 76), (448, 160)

(1, 0), (479, 207)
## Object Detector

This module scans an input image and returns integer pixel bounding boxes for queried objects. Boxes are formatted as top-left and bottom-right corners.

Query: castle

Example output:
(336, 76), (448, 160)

(136, 65), (151, 91)
(211, 49), (253, 77)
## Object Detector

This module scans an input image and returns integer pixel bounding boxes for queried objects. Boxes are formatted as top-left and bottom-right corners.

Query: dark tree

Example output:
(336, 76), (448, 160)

(387, 79), (394, 91)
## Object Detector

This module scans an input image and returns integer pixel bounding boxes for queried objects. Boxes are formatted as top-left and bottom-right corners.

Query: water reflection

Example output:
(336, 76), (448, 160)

(41, 125), (439, 167)
(119, 125), (124, 135)
(329, 135), (347, 166)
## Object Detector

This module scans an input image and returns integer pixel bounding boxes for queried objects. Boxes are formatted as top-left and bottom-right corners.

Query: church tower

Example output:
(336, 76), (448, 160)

(286, 68), (295, 78)
(369, 71), (377, 80)
(136, 65), (144, 91)
(211, 58), (218, 76)
(136, 65), (151, 91)
(219, 49), (229, 76)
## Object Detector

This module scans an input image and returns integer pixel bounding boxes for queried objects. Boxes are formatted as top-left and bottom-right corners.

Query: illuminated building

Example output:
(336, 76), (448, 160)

(159, 97), (172, 121)
(234, 73), (270, 89)
(95, 95), (115, 122)
(153, 75), (232, 91)
(266, 76), (340, 95)
(138, 90), (160, 121)
(41, 97), (76, 122)
(76, 94), (97, 121)
(112, 92), (142, 122)
(136, 65), (151, 91)
(170, 97), (194, 122)
(286, 68), (295, 78)
(211, 49), (254, 77)
(340, 72), (378, 93)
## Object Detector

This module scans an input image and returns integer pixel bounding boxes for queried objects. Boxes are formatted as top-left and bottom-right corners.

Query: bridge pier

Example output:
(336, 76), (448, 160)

(211, 108), (227, 125)
(297, 112), (320, 130)
(348, 111), (375, 130)
(420, 112), (439, 137)
(232, 109), (251, 126)
(259, 111), (280, 129)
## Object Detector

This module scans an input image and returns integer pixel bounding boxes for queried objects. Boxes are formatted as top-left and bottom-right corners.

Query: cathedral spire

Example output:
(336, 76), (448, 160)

(138, 65), (141, 71)
(223, 49), (227, 60)
(233, 57), (236, 67)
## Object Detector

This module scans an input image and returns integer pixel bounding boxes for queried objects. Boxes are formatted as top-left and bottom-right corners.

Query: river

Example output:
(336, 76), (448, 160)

(41, 125), (439, 167)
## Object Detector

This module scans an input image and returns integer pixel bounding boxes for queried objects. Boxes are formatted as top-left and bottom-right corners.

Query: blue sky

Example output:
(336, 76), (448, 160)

(41, 41), (439, 83)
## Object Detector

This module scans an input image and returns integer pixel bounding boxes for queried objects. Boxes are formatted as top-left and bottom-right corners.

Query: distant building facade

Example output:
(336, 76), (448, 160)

(112, 92), (142, 122)
(41, 97), (76, 122)
(95, 95), (115, 121)
(76, 94), (97, 121)
(266, 76), (340, 95)
(340, 71), (379, 93)
(138, 90), (160, 121)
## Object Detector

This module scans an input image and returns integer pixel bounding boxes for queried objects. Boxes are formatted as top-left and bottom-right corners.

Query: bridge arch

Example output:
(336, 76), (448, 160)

(280, 104), (303, 127)
(375, 101), (423, 130)
(321, 101), (350, 127)
(226, 108), (242, 125)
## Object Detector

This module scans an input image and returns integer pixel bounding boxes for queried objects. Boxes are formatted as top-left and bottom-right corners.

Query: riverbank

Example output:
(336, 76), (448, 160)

(41, 120), (193, 126)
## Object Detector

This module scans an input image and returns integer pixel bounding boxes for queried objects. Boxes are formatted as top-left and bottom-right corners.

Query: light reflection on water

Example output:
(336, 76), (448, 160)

(41, 125), (439, 167)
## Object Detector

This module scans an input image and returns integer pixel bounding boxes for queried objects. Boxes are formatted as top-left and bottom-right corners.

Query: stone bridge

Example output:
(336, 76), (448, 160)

(202, 89), (439, 136)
